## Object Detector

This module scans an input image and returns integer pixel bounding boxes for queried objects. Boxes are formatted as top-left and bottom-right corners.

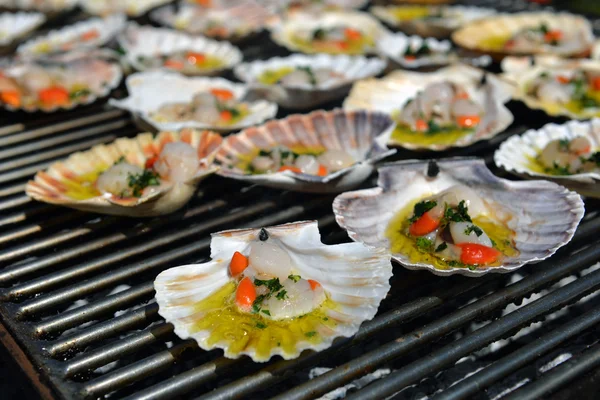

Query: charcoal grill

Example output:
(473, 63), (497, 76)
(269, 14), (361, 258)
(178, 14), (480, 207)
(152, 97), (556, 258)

(2, 1), (600, 399)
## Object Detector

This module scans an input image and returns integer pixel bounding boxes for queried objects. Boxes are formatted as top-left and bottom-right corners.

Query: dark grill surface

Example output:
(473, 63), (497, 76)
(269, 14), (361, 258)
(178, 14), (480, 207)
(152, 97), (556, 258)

(2, 1), (600, 399)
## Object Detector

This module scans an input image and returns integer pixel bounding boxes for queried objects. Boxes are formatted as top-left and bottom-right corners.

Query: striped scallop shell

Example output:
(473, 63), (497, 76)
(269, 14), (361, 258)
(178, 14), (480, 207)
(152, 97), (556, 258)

(118, 23), (242, 77)
(333, 158), (585, 277)
(233, 54), (386, 110)
(452, 12), (594, 60)
(154, 220), (392, 362)
(17, 14), (126, 58)
(215, 108), (396, 193)
(109, 70), (278, 134)
(501, 58), (600, 120)
(150, 2), (273, 42)
(270, 10), (389, 55)
(343, 64), (513, 151)
(0, 12), (45, 47)
(80, 0), (172, 17)
(26, 129), (222, 217)
(0, 54), (122, 113)
(370, 5), (495, 38)
(6, 0), (78, 15)
(495, 119), (600, 198)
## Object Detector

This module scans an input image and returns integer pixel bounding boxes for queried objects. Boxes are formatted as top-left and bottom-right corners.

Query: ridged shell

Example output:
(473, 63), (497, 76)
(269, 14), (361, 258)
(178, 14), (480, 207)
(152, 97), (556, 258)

(495, 119), (600, 198)
(278, 0), (369, 14)
(0, 53), (122, 113)
(501, 57), (600, 120)
(215, 108), (396, 193)
(150, 2), (272, 42)
(80, 0), (172, 17)
(118, 23), (242, 77)
(3, 0), (78, 14)
(17, 14), (126, 58)
(26, 129), (223, 217)
(109, 70), (278, 133)
(154, 220), (392, 362)
(233, 54), (386, 110)
(333, 158), (584, 277)
(270, 10), (389, 55)
(343, 64), (514, 151)
(0, 12), (45, 47)
(375, 32), (491, 70)
(452, 12), (594, 60)
(370, 5), (495, 38)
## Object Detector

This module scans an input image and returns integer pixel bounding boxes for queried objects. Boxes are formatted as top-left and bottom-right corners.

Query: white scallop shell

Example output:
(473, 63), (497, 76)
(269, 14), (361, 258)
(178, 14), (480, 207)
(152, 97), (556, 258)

(333, 158), (585, 277)
(117, 23), (242, 77)
(270, 10), (389, 55)
(3, 0), (78, 14)
(26, 129), (223, 217)
(0, 12), (45, 47)
(17, 14), (126, 58)
(233, 54), (386, 110)
(500, 57), (600, 120)
(0, 53), (123, 113)
(80, 0), (173, 17)
(109, 70), (278, 134)
(154, 220), (392, 362)
(452, 12), (594, 60)
(215, 108), (396, 193)
(343, 64), (514, 151)
(375, 32), (491, 69)
(150, 2), (272, 42)
(370, 5), (495, 38)
(495, 119), (600, 198)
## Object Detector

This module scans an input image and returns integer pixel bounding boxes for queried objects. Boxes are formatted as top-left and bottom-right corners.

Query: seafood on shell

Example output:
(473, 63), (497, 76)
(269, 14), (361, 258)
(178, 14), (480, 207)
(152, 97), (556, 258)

(17, 14), (126, 58)
(0, 51), (122, 112)
(452, 12), (594, 60)
(495, 119), (600, 198)
(0, 12), (45, 49)
(344, 64), (513, 151)
(333, 158), (584, 277)
(118, 23), (242, 76)
(215, 108), (396, 193)
(26, 129), (223, 217)
(109, 70), (278, 133)
(370, 4), (495, 39)
(270, 10), (389, 55)
(234, 53), (386, 109)
(154, 220), (392, 362)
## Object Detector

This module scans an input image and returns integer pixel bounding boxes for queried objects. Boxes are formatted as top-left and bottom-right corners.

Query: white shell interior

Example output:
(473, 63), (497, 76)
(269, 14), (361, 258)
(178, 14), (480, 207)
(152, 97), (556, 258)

(3, 0), (78, 13)
(0, 11), (45, 46)
(80, 0), (172, 17)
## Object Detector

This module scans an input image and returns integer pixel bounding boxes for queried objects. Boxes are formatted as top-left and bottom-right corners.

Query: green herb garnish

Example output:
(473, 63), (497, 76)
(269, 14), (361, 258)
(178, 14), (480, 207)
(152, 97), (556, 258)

(254, 278), (283, 293)
(416, 237), (433, 252)
(256, 321), (267, 329)
(127, 170), (160, 197)
(558, 139), (571, 152)
(305, 331), (317, 338)
(261, 309), (271, 316)
(545, 161), (571, 176)
(435, 242), (448, 252)
(288, 274), (301, 283)
(276, 290), (288, 300)
(444, 200), (472, 223)
(464, 225), (483, 237)
(409, 200), (437, 223)
(69, 88), (91, 100)
(114, 156), (126, 165)
(298, 66), (317, 86)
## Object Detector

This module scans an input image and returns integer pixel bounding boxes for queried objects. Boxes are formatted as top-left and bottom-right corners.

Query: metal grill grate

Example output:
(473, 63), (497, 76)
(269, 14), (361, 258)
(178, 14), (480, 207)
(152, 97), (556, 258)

(1, 1), (600, 399)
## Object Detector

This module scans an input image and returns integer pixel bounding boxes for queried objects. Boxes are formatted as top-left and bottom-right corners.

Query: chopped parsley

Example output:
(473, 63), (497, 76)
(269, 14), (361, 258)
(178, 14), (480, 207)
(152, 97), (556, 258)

(288, 274), (301, 283)
(435, 242), (448, 252)
(250, 277), (289, 312)
(127, 170), (160, 197)
(588, 152), (600, 167)
(114, 156), (126, 165)
(323, 317), (329, 321)
(409, 200), (437, 223)
(276, 290), (288, 300)
(545, 161), (571, 176)
(254, 278), (283, 293)
(305, 331), (317, 338)
(404, 43), (431, 58)
(261, 309), (271, 316)
(256, 321), (267, 329)
(464, 225), (483, 237)
(312, 28), (326, 40)
(558, 139), (571, 152)
(298, 66), (317, 86)
(444, 200), (472, 223)
(416, 237), (433, 252)
(69, 88), (91, 100)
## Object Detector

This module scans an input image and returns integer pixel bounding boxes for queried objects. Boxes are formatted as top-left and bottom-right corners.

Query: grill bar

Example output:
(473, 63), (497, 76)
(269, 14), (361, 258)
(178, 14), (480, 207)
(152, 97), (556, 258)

(432, 305), (600, 400)
(272, 241), (600, 400)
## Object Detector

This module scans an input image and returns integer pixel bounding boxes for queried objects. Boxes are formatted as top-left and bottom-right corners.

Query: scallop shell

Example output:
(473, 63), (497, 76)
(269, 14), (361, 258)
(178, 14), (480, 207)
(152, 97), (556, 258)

(109, 70), (278, 134)
(375, 32), (491, 70)
(370, 5), (495, 38)
(118, 23), (242, 77)
(154, 220), (392, 362)
(501, 57), (600, 120)
(495, 119), (600, 198)
(0, 53), (122, 113)
(0, 12), (45, 48)
(26, 129), (222, 217)
(452, 12), (594, 60)
(270, 10), (389, 55)
(150, 2), (273, 42)
(233, 54), (386, 110)
(17, 14), (126, 58)
(215, 108), (396, 193)
(80, 0), (173, 17)
(333, 158), (585, 277)
(343, 64), (514, 151)
(3, 0), (78, 15)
